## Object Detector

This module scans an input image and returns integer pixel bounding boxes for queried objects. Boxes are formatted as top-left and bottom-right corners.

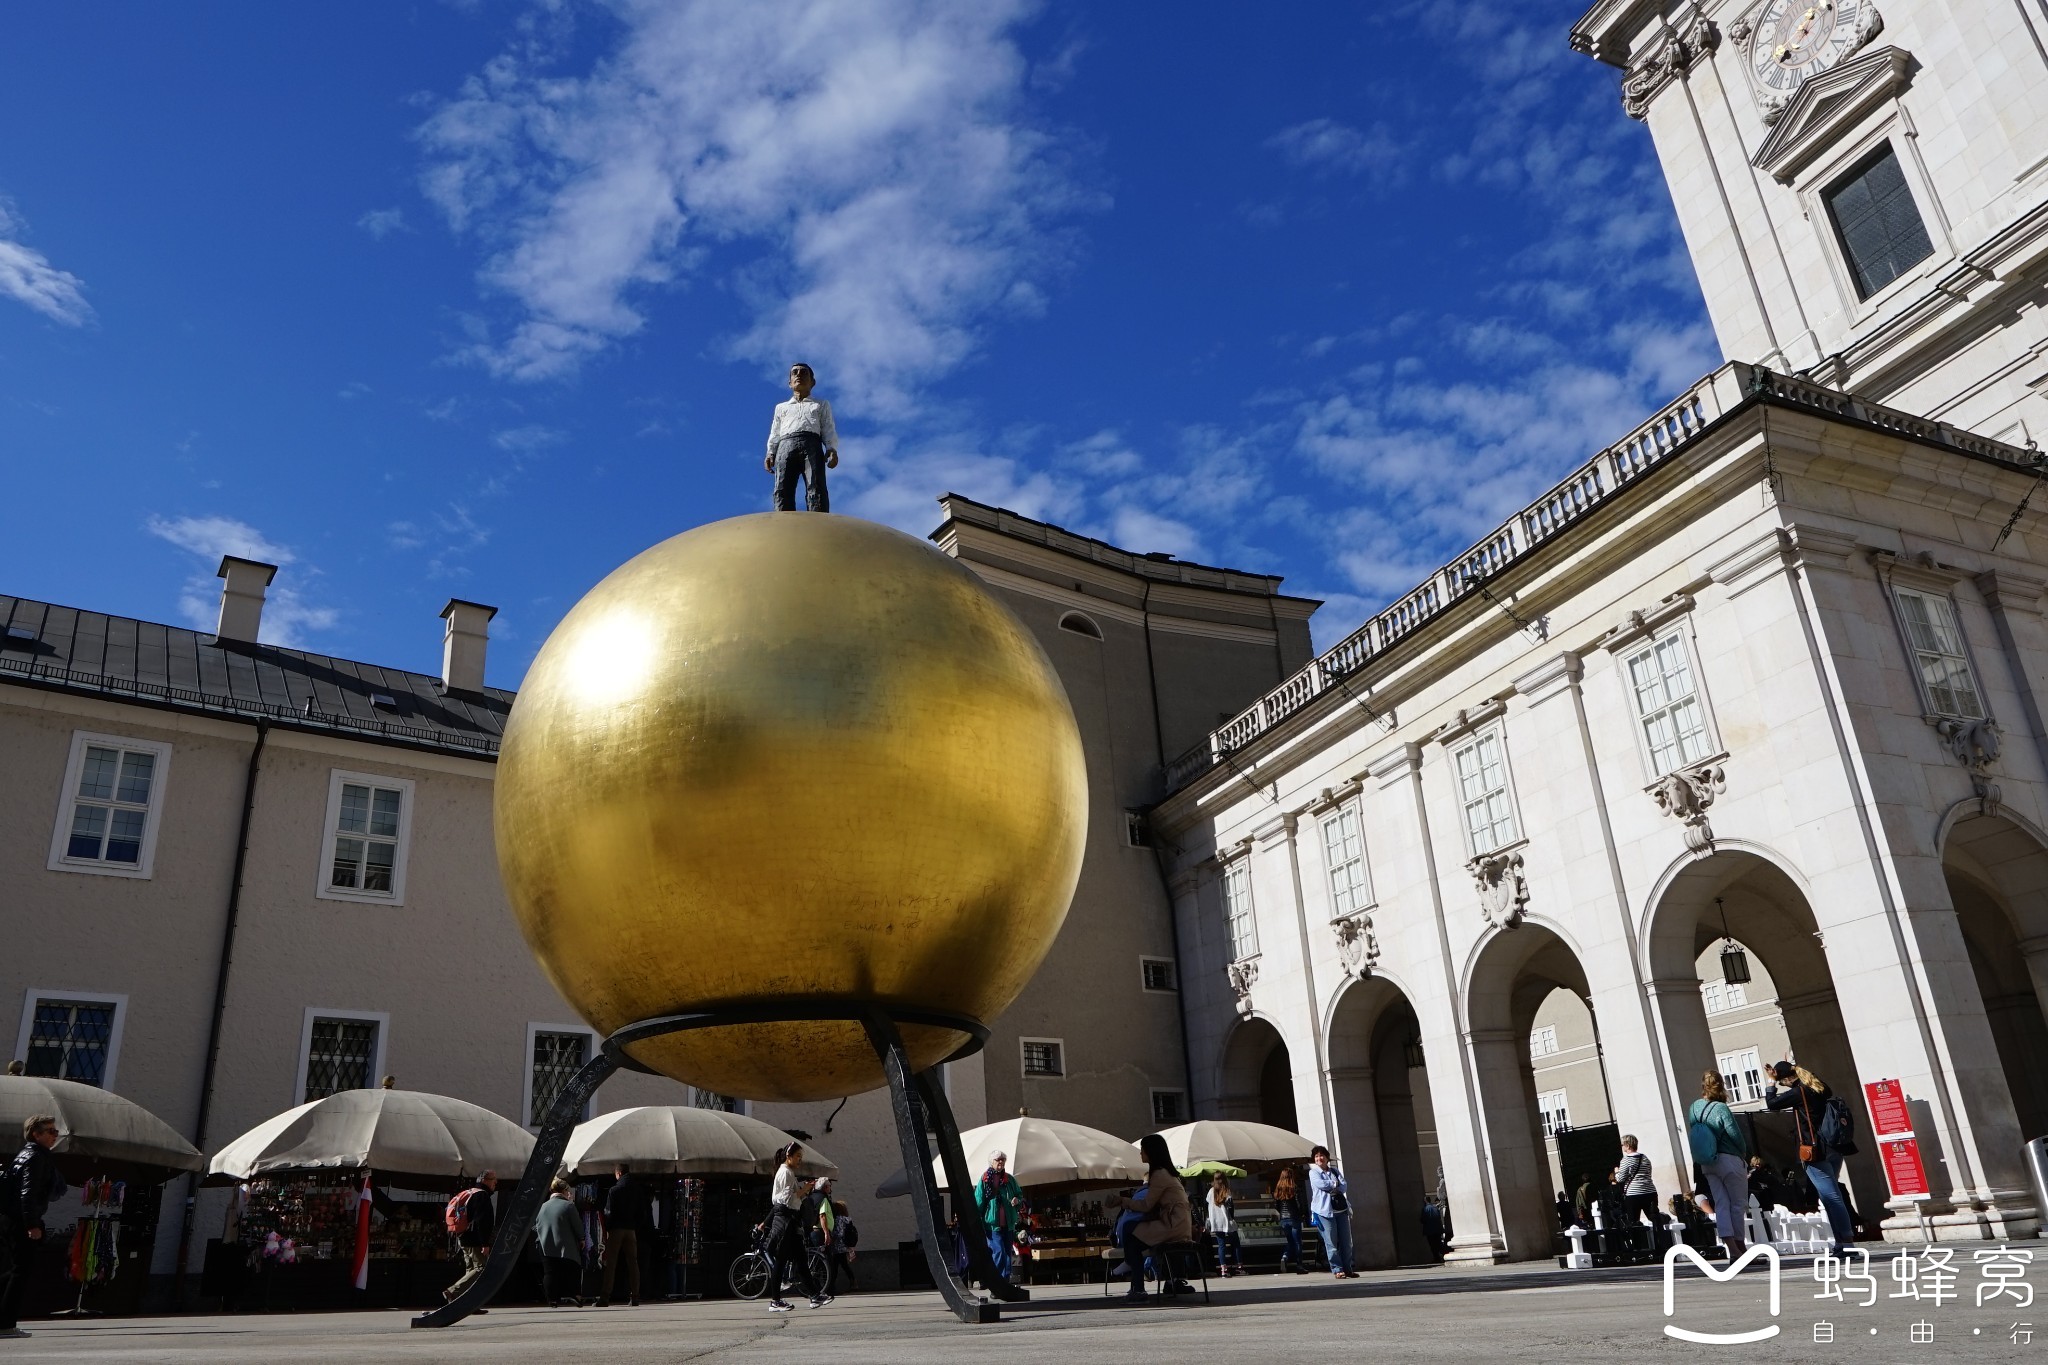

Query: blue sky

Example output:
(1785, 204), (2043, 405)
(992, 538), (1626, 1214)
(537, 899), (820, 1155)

(0, 1), (1716, 688)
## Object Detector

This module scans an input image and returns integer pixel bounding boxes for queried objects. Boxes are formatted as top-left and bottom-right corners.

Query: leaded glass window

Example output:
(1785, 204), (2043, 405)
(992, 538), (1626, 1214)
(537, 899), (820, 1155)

(1825, 143), (1934, 299)
(1894, 588), (1985, 719)
(1454, 729), (1518, 855)
(24, 999), (116, 1085)
(303, 1017), (377, 1101)
(530, 1030), (589, 1126)
(1628, 633), (1713, 774)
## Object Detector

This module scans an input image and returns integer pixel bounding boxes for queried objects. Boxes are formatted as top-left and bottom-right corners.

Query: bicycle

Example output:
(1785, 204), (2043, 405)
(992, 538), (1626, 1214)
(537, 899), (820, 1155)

(728, 1224), (830, 1300)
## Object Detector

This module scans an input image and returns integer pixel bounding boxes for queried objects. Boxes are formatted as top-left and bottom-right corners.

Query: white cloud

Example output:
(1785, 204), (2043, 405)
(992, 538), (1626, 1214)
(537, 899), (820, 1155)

(416, 0), (1088, 414)
(146, 515), (339, 647)
(0, 201), (92, 326)
(492, 424), (564, 452)
(1106, 506), (1206, 562)
(356, 207), (412, 239)
(1267, 118), (1402, 177)
(838, 433), (1084, 536)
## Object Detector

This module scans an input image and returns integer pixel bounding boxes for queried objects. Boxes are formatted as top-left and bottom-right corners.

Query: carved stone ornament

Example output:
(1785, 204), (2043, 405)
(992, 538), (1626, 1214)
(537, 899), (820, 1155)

(1226, 957), (1260, 1014)
(1470, 851), (1529, 931)
(1650, 760), (1727, 854)
(1729, 13), (1753, 46)
(1932, 716), (2002, 812)
(1622, 12), (1721, 120)
(1334, 913), (1380, 978)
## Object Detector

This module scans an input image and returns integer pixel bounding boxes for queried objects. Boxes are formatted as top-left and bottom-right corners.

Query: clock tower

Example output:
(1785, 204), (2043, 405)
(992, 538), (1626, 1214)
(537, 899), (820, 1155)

(1572, 0), (2048, 444)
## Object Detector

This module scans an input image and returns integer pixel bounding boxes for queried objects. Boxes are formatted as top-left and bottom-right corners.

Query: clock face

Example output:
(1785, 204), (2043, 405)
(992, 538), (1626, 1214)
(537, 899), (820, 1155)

(1749, 0), (1868, 95)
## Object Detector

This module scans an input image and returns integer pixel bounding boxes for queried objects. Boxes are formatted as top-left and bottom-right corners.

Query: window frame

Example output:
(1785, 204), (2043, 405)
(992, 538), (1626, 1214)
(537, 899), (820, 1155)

(13, 988), (128, 1090)
(1886, 584), (1990, 723)
(1797, 123), (1953, 323)
(1529, 1024), (1560, 1060)
(1150, 1088), (1188, 1126)
(1621, 626), (1722, 780)
(315, 769), (417, 905)
(1718, 1046), (1766, 1104)
(1822, 140), (1936, 302)
(522, 1022), (600, 1131)
(1020, 1036), (1066, 1080)
(1220, 854), (1259, 963)
(1319, 797), (1374, 921)
(1537, 1088), (1570, 1139)
(294, 1007), (389, 1105)
(46, 731), (173, 880)
(1139, 957), (1178, 994)
(1450, 724), (1522, 859)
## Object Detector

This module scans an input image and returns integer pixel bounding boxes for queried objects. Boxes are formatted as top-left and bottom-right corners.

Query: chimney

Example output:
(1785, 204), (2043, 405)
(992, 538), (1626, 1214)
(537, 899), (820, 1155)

(215, 556), (279, 646)
(440, 599), (498, 695)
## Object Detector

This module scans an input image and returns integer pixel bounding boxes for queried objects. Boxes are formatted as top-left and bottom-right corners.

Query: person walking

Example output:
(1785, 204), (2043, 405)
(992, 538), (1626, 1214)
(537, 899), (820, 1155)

(824, 1198), (858, 1294)
(762, 1143), (827, 1312)
(1205, 1174), (1241, 1276)
(1615, 1135), (1660, 1249)
(1269, 1166), (1308, 1273)
(1307, 1145), (1357, 1279)
(763, 363), (838, 512)
(974, 1152), (1025, 1284)
(1105, 1134), (1193, 1301)
(441, 1169), (499, 1309)
(1686, 1071), (1752, 1259)
(598, 1162), (653, 1307)
(0, 1115), (65, 1340)
(536, 1179), (586, 1307)
(1420, 1195), (1447, 1262)
(1764, 1062), (1859, 1256)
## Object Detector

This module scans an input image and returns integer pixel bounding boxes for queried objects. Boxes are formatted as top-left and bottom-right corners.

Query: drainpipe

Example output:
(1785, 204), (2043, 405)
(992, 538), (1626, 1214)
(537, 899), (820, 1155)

(1140, 578), (1200, 1110)
(175, 717), (268, 1299)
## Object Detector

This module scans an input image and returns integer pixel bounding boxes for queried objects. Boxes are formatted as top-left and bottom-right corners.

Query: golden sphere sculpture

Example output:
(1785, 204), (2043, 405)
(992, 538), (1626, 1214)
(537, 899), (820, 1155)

(495, 513), (1087, 1102)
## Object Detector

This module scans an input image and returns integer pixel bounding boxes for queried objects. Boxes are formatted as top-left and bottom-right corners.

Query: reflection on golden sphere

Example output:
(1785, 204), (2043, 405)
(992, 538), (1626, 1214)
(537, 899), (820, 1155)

(496, 513), (1087, 1102)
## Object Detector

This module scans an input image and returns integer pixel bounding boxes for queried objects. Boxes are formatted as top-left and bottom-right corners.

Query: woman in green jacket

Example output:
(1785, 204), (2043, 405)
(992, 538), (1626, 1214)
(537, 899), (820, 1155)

(1688, 1071), (1752, 1257)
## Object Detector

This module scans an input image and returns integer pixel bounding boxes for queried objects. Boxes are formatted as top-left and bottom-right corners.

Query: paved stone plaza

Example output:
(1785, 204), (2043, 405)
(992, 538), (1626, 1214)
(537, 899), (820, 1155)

(10, 1249), (2048, 1364)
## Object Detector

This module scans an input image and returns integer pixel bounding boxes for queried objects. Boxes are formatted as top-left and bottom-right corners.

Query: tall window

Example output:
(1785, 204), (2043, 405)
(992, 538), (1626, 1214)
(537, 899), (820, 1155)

(1529, 1024), (1559, 1060)
(1322, 800), (1372, 917)
(1538, 1089), (1570, 1138)
(22, 997), (118, 1086)
(1718, 1047), (1765, 1103)
(1222, 857), (1258, 962)
(50, 733), (171, 878)
(318, 771), (414, 903)
(1893, 588), (1986, 720)
(529, 1030), (589, 1126)
(1453, 729), (1518, 855)
(1627, 633), (1713, 774)
(303, 1016), (379, 1101)
(1825, 143), (1934, 299)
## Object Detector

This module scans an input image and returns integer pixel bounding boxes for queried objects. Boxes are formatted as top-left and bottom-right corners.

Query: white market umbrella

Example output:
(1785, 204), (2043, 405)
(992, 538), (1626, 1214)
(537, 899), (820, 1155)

(562, 1106), (838, 1179)
(0, 1076), (203, 1181)
(877, 1116), (1144, 1198)
(206, 1089), (534, 1188)
(1156, 1119), (1314, 1168)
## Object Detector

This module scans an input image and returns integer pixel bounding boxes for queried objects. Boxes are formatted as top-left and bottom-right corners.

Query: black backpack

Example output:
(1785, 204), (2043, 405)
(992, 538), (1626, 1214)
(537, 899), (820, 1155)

(838, 1216), (859, 1249)
(1820, 1094), (1859, 1157)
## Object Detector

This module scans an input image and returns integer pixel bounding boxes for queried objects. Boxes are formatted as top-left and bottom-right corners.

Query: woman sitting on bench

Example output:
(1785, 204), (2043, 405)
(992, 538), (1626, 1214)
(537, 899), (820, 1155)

(1107, 1133), (1194, 1301)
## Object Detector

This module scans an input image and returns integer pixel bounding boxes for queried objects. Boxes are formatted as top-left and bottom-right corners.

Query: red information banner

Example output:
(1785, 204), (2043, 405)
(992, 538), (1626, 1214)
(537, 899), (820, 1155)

(1881, 1137), (1931, 1199)
(1865, 1078), (1911, 1138)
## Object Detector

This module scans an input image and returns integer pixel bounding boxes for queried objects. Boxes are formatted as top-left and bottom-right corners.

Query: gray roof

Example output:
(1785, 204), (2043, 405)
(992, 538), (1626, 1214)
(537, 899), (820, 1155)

(0, 594), (509, 758)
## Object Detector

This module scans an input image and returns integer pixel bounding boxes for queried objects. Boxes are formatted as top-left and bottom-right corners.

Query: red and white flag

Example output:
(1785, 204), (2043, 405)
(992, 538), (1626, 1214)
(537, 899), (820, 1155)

(352, 1176), (372, 1290)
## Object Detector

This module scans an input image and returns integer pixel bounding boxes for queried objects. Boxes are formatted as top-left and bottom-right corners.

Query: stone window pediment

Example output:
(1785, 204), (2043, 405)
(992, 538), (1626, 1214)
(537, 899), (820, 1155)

(1753, 46), (1914, 183)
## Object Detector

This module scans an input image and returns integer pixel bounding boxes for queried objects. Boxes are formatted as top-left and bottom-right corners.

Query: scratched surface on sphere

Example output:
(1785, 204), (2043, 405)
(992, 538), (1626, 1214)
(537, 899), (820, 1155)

(494, 513), (1088, 1102)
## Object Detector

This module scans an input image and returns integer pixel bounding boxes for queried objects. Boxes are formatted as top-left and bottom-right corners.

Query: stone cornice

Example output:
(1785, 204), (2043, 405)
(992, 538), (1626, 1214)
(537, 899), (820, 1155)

(1434, 697), (1511, 746)
(1753, 46), (1911, 181)
(1252, 814), (1295, 849)
(1596, 589), (1701, 653)
(1512, 651), (1585, 705)
(1976, 570), (2048, 616)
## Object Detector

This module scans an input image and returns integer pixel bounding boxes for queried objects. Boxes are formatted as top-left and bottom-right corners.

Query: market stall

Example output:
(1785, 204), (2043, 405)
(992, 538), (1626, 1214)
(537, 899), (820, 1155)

(561, 1105), (837, 1300)
(0, 1075), (205, 1320)
(203, 1088), (535, 1311)
(875, 1115), (1144, 1286)
(1156, 1121), (1318, 1274)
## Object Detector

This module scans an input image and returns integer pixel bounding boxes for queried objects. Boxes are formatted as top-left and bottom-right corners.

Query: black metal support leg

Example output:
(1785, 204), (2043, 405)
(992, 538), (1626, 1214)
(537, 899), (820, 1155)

(915, 1068), (1028, 1303)
(412, 1048), (622, 1328)
(863, 1011), (1000, 1323)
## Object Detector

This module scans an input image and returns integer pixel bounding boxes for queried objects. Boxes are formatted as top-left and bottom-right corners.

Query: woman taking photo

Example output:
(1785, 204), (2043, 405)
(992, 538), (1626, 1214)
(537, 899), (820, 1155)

(1106, 1133), (1194, 1301)
(1307, 1145), (1357, 1279)
(1765, 1061), (1858, 1257)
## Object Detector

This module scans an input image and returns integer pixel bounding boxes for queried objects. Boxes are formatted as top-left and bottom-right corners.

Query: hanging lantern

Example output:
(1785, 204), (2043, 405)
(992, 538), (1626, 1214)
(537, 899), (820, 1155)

(1716, 897), (1752, 985)
(1404, 1034), (1427, 1069)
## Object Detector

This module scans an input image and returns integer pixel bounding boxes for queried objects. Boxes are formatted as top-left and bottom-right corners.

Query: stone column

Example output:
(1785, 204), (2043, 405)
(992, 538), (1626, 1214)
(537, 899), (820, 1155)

(1467, 1026), (1555, 1259)
(1327, 1064), (1397, 1268)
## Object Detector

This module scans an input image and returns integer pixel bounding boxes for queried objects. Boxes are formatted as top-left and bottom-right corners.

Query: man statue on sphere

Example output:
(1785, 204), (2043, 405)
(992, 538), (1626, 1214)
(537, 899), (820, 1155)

(764, 362), (838, 512)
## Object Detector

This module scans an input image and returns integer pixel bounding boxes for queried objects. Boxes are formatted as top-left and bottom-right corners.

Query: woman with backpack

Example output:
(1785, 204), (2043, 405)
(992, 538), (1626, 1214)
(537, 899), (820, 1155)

(1686, 1071), (1752, 1259)
(1765, 1061), (1858, 1256)
(1269, 1167), (1308, 1273)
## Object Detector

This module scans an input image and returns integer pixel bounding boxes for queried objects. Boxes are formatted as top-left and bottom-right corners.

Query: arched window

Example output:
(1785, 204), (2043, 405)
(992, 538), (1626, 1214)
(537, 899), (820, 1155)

(1057, 611), (1102, 640)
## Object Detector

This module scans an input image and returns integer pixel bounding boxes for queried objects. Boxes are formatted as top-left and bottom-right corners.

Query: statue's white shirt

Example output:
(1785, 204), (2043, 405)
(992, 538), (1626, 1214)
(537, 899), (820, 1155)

(767, 396), (837, 455)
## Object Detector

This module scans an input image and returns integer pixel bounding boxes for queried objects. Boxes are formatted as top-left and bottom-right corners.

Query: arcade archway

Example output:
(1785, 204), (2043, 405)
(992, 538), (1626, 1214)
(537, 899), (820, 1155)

(1327, 976), (1445, 1266)
(1942, 811), (2048, 1141)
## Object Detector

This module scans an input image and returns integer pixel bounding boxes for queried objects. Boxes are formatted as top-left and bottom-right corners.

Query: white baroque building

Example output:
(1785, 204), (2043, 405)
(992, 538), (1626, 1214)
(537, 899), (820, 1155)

(1151, 0), (2048, 1265)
